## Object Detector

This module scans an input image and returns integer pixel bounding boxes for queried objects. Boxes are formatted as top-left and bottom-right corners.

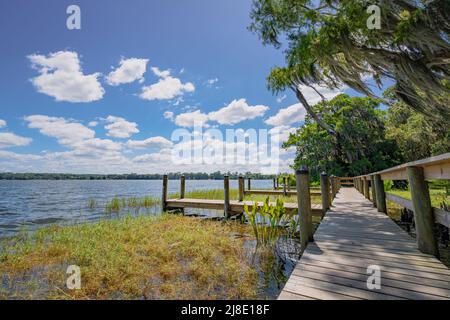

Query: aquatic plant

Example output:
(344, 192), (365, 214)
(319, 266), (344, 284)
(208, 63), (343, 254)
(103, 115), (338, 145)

(105, 196), (122, 213)
(87, 198), (97, 210)
(244, 197), (295, 247)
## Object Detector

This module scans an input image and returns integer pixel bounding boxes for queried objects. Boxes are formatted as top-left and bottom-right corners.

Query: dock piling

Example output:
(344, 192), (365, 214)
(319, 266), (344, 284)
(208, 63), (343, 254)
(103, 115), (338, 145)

(238, 176), (244, 202)
(320, 172), (330, 213)
(180, 175), (185, 199)
(296, 167), (313, 251)
(407, 166), (439, 257)
(162, 174), (168, 212)
(224, 175), (230, 219)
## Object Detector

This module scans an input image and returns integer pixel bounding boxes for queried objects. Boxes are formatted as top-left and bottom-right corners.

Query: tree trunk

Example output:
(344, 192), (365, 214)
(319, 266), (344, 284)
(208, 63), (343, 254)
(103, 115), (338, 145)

(293, 87), (336, 136)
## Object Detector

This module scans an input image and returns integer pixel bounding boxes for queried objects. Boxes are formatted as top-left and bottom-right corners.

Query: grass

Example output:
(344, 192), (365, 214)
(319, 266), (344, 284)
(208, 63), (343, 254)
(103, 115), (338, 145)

(387, 188), (449, 208)
(103, 196), (160, 213)
(171, 189), (322, 205)
(0, 214), (258, 300)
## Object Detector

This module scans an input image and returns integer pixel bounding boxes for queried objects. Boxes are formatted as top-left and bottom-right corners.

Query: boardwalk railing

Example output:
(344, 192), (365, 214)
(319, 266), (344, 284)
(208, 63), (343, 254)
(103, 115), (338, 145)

(353, 153), (450, 257)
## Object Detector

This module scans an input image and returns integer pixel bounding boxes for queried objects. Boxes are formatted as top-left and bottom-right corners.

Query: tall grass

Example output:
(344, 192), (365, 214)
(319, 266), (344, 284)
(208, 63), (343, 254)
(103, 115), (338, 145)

(99, 196), (160, 214)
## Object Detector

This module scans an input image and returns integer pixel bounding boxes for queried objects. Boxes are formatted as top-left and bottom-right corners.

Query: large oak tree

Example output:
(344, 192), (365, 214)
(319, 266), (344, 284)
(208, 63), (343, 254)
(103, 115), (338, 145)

(250, 0), (450, 132)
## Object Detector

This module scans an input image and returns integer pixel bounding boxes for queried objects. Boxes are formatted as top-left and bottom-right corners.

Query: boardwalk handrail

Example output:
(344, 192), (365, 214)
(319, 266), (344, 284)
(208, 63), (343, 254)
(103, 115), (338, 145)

(350, 152), (450, 258)
(356, 152), (450, 180)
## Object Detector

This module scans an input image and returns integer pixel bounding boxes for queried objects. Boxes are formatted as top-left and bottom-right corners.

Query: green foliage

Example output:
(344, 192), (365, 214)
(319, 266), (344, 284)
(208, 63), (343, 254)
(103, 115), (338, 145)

(385, 96), (450, 162)
(283, 94), (400, 180)
(250, 0), (450, 120)
(244, 197), (295, 247)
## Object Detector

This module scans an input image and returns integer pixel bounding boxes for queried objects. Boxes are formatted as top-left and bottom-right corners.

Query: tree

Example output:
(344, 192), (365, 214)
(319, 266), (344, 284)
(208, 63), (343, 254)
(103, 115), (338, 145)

(385, 92), (450, 162)
(250, 0), (450, 126)
(283, 94), (400, 180)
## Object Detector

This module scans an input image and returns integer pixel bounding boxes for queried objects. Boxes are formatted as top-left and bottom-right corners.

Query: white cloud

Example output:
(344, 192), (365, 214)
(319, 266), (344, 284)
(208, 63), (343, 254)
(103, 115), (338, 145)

(206, 78), (219, 87)
(174, 110), (209, 128)
(104, 115), (139, 138)
(126, 136), (173, 149)
(163, 111), (174, 121)
(28, 51), (104, 103)
(151, 67), (171, 78)
(173, 99), (269, 127)
(0, 132), (32, 148)
(208, 99), (269, 125)
(88, 121), (98, 127)
(0, 150), (42, 161)
(0, 119), (6, 128)
(266, 85), (343, 127)
(265, 103), (307, 127)
(268, 125), (297, 143)
(25, 115), (95, 146)
(25, 115), (122, 160)
(106, 58), (149, 86)
(140, 76), (195, 101)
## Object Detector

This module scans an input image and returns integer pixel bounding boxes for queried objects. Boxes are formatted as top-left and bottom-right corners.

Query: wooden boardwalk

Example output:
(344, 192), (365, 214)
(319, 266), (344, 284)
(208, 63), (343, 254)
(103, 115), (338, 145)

(279, 188), (450, 300)
(166, 198), (323, 217)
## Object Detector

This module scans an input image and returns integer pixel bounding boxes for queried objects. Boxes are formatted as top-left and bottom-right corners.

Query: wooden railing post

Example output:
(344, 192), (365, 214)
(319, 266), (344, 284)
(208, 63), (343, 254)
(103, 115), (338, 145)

(224, 175), (230, 219)
(247, 178), (251, 191)
(296, 167), (313, 251)
(407, 166), (439, 257)
(180, 175), (185, 199)
(162, 174), (168, 211)
(331, 176), (337, 200)
(374, 174), (387, 214)
(273, 177), (276, 190)
(320, 172), (330, 213)
(238, 176), (244, 202)
(370, 175), (377, 207)
(363, 177), (370, 200)
(283, 176), (287, 196)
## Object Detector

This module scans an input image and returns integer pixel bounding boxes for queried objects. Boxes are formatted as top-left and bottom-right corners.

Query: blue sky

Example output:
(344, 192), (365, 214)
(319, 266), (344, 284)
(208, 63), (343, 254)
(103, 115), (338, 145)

(0, 0), (381, 174)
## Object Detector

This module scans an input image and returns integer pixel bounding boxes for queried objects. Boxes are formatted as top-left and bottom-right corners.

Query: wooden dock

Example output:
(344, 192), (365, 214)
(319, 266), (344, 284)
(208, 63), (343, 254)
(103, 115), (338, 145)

(278, 187), (450, 300)
(243, 190), (321, 197)
(166, 198), (323, 217)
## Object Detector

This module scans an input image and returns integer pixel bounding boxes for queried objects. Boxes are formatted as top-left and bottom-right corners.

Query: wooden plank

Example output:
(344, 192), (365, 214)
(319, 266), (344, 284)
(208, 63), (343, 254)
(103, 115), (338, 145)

(280, 285), (360, 300)
(358, 153), (450, 180)
(244, 190), (321, 196)
(293, 265), (450, 299)
(279, 187), (450, 300)
(277, 290), (316, 300)
(287, 274), (404, 300)
(298, 259), (450, 290)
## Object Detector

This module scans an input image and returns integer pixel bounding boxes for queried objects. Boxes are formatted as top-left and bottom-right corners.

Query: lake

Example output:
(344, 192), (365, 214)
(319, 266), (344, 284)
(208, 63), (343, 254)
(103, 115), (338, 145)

(0, 179), (273, 237)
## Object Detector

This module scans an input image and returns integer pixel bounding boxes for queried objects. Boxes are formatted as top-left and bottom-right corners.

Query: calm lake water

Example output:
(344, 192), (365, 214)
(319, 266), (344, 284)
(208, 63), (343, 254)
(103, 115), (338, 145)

(0, 179), (273, 237)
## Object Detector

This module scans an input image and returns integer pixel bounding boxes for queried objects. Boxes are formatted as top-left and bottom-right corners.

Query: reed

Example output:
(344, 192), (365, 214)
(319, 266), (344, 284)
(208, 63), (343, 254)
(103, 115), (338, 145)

(87, 198), (97, 210)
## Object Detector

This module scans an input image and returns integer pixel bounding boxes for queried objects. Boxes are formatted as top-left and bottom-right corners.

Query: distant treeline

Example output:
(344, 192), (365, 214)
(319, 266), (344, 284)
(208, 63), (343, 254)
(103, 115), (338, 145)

(0, 172), (276, 180)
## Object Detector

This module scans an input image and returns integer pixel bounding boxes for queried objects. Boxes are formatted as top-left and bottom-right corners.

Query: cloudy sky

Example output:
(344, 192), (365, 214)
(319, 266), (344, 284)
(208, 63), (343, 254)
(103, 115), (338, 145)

(0, 0), (368, 174)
